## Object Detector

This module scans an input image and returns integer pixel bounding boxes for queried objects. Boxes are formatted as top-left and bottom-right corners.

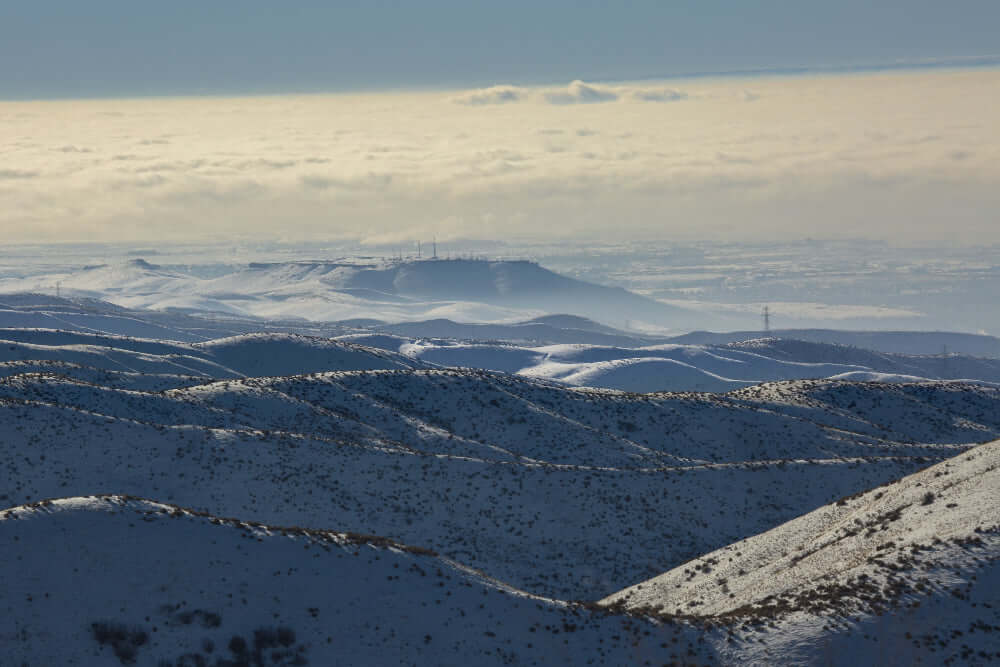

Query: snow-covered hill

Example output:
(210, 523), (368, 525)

(5, 321), (1000, 664)
(0, 329), (425, 383)
(602, 438), (1000, 665)
(6, 293), (1000, 394)
(0, 495), (713, 666)
(3, 348), (999, 599)
(387, 337), (1000, 392)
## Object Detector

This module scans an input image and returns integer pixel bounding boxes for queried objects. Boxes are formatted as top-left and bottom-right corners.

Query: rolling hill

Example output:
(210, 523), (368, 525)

(3, 341), (999, 599)
(4, 324), (1000, 664)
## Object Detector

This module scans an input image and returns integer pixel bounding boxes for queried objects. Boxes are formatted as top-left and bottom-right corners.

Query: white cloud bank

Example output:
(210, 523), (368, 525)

(1, 69), (997, 244)
(452, 80), (690, 106)
(451, 85), (527, 106)
(543, 80), (619, 104)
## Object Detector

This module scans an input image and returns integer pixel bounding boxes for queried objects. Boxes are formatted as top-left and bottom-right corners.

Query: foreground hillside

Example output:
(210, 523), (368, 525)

(603, 439), (1000, 665)
(0, 496), (713, 666)
(4, 449), (998, 666)
(3, 354), (999, 599)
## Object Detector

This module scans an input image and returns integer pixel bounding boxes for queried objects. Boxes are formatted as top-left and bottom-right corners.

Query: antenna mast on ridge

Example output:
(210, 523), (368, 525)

(762, 305), (771, 333)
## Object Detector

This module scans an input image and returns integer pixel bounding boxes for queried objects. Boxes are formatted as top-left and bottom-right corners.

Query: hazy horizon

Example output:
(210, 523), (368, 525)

(3, 67), (998, 246)
(4, 1), (998, 99)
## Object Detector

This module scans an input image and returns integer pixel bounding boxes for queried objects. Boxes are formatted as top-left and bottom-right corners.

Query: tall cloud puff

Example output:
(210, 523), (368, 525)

(543, 80), (618, 105)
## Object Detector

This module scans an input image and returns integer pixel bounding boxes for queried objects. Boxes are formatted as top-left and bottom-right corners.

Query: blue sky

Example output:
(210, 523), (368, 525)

(2, 1), (999, 98)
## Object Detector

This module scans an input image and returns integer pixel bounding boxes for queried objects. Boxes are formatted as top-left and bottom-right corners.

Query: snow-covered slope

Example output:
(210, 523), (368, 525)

(6, 322), (1000, 664)
(3, 357), (999, 599)
(602, 439), (1000, 664)
(0, 496), (713, 666)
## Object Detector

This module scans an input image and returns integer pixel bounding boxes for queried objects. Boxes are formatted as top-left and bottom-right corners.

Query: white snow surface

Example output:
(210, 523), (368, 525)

(390, 337), (1000, 393)
(603, 439), (1000, 664)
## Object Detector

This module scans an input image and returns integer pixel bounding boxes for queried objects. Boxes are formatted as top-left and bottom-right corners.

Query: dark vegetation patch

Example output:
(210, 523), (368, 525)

(91, 621), (149, 665)
(91, 613), (308, 667)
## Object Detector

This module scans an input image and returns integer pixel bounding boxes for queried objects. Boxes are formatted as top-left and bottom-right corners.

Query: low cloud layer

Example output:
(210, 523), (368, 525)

(1, 70), (997, 244)
(453, 80), (691, 106)
(630, 87), (687, 102)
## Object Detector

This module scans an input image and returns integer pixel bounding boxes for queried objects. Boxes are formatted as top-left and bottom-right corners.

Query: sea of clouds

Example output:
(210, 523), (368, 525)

(1, 69), (996, 244)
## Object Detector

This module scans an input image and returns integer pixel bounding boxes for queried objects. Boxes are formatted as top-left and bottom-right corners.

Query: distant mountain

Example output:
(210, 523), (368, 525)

(521, 313), (628, 335)
(242, 258), (709, 328)
(2, 256), (717, 329)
